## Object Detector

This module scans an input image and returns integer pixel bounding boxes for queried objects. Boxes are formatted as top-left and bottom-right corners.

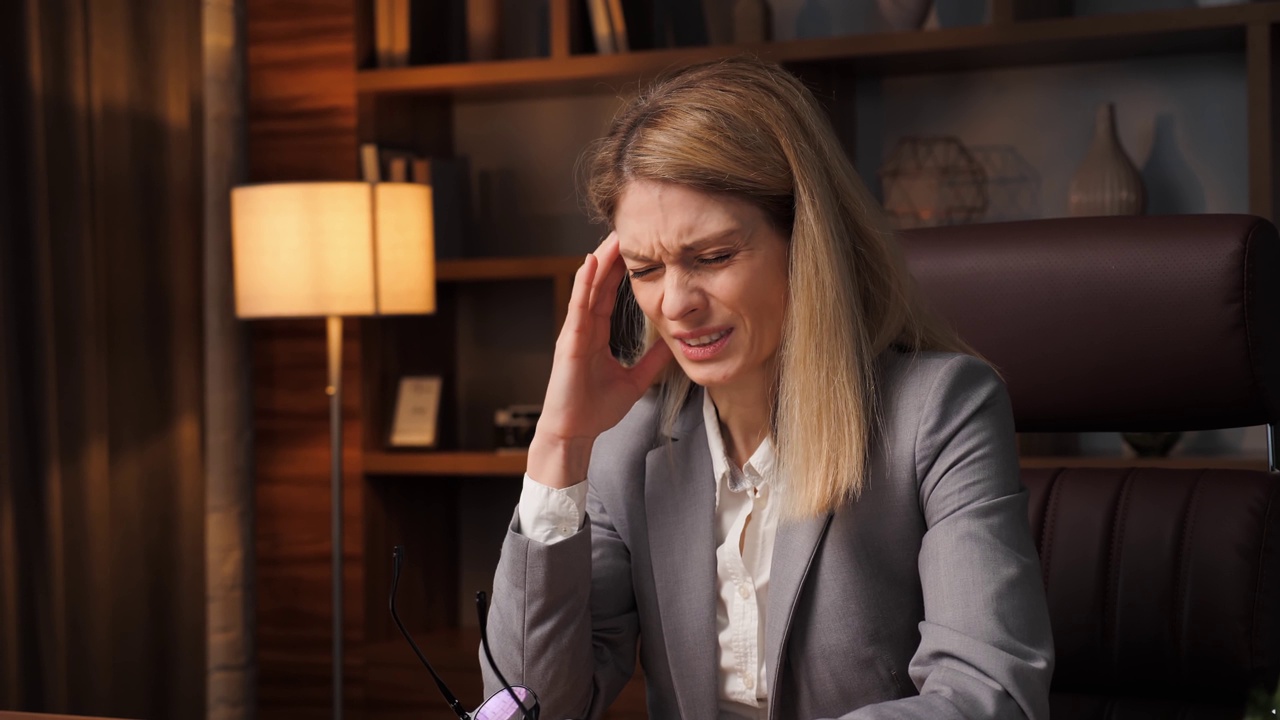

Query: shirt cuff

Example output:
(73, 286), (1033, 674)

(516, 474), (588, 545)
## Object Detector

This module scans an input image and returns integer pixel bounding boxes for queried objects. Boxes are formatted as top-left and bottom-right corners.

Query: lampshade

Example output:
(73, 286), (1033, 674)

(231, 181), (435, 318)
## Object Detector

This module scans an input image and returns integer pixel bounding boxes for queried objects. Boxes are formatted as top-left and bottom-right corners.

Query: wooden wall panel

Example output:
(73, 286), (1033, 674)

(251, 322), (366, 720)
(245, 1), (364, 719)
(247, 0), (359, 182)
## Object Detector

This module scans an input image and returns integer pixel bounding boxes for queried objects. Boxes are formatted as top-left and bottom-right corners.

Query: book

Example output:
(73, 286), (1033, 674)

(607, 0), (629, 52)
(390, 0), (410, 65)
(467, 0), (502, 61)
(411, 156), (471, 259)
(620, 0), (655, 50)
(360, 143), (382, 182)
(375, 0), (395, 66)
(653, 0), (707, 47)
(409, 0), (467, 65)
(388, 155), (409, 182)
(587, 0), (616, 53)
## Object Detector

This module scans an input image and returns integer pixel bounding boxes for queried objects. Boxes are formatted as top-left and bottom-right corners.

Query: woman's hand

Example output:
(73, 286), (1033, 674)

(527, 233), (673, 489)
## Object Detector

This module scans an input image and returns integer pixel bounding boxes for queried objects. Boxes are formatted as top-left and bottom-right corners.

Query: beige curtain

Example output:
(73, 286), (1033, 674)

(0, 0), (213, 716)
(204, 0), (256, 718)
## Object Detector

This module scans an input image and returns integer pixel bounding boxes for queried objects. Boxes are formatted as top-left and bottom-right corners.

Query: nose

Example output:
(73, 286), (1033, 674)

(660, 270), (702, 321)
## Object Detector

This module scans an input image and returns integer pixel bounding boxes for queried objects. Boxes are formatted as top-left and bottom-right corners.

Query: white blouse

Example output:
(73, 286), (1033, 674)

(517, 391), (779, 720)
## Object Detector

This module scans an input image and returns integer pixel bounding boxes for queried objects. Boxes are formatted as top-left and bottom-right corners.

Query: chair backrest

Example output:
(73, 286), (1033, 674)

(901, 215), (1280, 719)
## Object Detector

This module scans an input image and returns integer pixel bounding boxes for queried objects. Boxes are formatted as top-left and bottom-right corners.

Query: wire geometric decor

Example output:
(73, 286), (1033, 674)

(968, 145), (1041, 223)
(878, 136), (988, 229)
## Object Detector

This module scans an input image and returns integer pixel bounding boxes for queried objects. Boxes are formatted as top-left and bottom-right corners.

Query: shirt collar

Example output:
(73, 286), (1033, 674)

(702, 389), (775, 507)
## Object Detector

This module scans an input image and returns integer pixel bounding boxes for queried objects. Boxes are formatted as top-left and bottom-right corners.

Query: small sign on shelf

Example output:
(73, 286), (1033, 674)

(390, 375), (443, 448)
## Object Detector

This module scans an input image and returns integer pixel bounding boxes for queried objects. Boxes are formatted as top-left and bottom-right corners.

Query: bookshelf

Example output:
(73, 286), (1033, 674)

(353, 5), (1280, 717)
(357, 3), (1279, 97)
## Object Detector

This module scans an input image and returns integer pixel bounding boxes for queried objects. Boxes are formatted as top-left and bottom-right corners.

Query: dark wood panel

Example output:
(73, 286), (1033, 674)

(246, 1), (368, 718)
(251, 318), (367, 720)
(247, 0), (359, 182)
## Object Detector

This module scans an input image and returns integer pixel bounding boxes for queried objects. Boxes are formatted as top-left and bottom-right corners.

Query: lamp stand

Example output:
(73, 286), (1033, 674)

(326, 315), (345, 720)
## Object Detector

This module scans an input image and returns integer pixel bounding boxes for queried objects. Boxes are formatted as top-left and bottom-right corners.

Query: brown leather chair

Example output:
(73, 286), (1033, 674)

(901, 214), (1280, 719)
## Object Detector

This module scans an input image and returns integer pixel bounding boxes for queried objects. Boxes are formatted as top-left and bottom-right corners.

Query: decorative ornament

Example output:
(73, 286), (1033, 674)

(879, 136), (988, 229)
(1068, 102), (1146, 217)
(877, 0), (933, 30)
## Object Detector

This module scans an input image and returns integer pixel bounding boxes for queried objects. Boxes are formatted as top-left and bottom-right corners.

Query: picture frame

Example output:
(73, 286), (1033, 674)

(389, 375), (442, 447)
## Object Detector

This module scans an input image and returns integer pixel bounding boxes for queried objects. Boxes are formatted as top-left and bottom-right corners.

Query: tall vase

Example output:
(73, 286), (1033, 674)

(877, 0), (933, 31)
(1068, 103), (1146, 217)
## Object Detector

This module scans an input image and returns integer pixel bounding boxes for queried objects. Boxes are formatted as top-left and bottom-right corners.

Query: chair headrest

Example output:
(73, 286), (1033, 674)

(900, 215), (1280, 432)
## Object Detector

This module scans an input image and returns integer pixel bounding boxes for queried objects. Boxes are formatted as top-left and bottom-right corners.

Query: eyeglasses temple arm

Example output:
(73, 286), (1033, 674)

(391, 546), (472, 720)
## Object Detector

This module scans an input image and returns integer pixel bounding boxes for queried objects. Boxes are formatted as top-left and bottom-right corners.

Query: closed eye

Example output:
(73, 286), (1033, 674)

(628, 266), (660, 279)
(697, 253), (732, 266)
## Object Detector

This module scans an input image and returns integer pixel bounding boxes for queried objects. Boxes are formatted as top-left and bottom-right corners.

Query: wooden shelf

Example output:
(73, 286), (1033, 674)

(1018, 454), (1270, 470)
(357, 4), (1280, 98)
(364, 450), (528, 476)
(437, 256), (581, 283)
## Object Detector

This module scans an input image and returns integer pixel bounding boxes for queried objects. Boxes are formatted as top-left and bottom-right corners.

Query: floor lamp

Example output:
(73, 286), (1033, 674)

(230, 181), (436, 720)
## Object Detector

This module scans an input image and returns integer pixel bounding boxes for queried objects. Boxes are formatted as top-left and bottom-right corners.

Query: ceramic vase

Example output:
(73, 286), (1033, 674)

(877, 0), (933, 31)
(1068, 102), (1146, 217)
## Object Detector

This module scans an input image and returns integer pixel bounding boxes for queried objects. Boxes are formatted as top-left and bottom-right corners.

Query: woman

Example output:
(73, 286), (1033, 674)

(482, 57), (1053, 720)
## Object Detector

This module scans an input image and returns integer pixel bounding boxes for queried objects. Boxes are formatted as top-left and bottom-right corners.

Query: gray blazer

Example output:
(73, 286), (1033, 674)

(483, 351), (1054, 719)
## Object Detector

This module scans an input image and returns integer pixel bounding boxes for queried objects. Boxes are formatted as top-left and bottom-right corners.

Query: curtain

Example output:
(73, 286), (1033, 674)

(205, 0), (256, 719)
(0, 0), (216, 716)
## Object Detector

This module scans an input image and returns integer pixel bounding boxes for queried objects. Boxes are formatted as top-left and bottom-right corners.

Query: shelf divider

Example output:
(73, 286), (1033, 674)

(364, 450), (529, 476)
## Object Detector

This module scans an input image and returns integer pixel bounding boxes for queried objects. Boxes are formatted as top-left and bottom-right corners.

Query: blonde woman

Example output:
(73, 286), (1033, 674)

(482, 58), (1053, 720)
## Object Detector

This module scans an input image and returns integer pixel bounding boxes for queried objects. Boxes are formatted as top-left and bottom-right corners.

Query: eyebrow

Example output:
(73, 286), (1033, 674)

(619, 227), (743, 264)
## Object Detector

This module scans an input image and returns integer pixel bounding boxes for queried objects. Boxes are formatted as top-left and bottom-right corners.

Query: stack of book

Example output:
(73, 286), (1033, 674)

(587, 0), (630, 53)
(361, 143), (471, 259)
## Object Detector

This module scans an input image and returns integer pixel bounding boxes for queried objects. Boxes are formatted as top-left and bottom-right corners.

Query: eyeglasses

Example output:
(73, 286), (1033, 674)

(390, 545), (541, 720)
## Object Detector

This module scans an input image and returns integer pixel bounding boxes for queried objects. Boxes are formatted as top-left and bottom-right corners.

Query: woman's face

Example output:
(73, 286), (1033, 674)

(615, 180), (789, 398)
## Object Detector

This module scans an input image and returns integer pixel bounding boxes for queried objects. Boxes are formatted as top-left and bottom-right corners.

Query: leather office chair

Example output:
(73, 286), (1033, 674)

(901, 214), (1280, 719)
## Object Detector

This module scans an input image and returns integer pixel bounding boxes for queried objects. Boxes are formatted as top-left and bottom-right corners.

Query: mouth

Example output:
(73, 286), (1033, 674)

(681, 329), (731, 347)
(673, 327), (733, 361)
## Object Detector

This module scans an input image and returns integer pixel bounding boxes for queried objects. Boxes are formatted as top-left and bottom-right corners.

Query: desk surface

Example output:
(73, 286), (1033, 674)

(0, 707), (140, 712)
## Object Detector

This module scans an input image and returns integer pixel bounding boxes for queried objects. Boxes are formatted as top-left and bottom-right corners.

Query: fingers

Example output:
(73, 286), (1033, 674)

(587, 233), (626, 318)
(564, 252), (597, 336)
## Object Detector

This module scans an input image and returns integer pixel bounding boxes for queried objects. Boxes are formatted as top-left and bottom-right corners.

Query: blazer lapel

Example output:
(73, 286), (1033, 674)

(645, 391), (719, 720)
(765, 510), (833, 718)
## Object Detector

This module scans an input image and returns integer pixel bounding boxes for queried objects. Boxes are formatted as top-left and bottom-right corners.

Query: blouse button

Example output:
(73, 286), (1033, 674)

(738, 584), (751, 599)
(743, 675), (755, 690)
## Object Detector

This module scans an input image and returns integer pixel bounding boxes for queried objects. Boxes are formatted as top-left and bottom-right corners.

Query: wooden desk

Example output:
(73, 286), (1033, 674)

(0, 707), (140, 712)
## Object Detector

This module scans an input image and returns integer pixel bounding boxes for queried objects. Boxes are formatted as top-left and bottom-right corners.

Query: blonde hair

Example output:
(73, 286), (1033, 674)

(583, 57), (973, 518)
